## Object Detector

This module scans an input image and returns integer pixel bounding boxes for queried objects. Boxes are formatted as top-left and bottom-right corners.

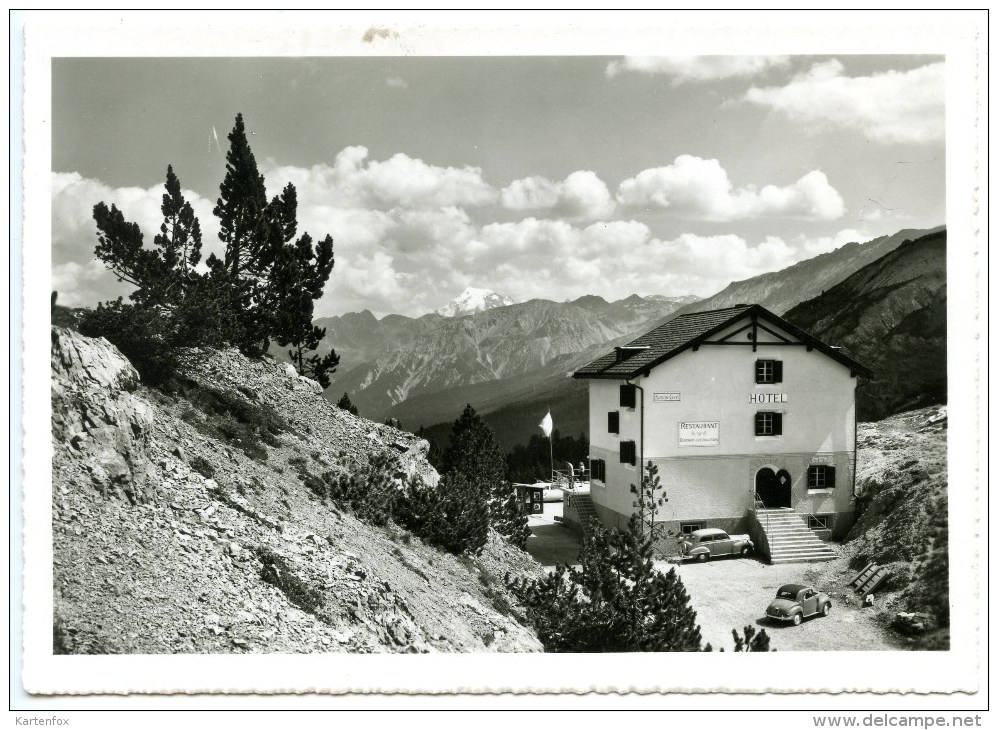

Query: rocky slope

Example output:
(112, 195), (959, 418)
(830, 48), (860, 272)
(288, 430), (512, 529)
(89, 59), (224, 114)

(785, 229), (946, 421)
(844, 405), (949, 638)
(51, 327), (544, 654)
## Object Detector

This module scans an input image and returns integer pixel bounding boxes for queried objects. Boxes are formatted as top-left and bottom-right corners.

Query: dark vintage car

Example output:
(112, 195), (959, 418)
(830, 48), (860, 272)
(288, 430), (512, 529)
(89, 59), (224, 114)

(679, 527), (754, 562)
(766, 584), (832, 625)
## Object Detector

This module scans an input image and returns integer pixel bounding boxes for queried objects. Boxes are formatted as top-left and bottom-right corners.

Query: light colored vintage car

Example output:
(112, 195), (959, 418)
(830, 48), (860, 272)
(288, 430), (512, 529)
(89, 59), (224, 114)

(679, 527), (754, 562)
(766, 584), (832, 625)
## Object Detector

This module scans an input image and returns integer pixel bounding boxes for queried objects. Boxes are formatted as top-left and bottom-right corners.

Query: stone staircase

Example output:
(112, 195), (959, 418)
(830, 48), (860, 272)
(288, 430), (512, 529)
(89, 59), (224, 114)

(753, 508), (837, 564)
(567, 492), (600, 540)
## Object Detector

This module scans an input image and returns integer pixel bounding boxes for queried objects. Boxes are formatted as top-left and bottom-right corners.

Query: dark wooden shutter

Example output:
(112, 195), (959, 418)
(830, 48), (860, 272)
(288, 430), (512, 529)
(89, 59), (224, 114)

(826, 465), (836, 487)
(620, 440), (636, 465)
(607, 411), (620, 434)
(772, 412), (783, 435)
(620, 383), (636, 408)
(592, 459), (605, 482)
(754, 412), (765, 436)
(773, 360), (783, 383)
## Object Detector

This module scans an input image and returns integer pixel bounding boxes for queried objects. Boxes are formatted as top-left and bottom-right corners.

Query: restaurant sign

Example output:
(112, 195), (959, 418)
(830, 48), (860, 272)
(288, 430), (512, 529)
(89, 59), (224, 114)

(678, 421), (720, 447)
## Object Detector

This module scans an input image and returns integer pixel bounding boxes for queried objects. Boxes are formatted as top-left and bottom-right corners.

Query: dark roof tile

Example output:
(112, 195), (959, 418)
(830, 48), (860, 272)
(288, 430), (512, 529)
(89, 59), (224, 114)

(572, 304), (872, 379)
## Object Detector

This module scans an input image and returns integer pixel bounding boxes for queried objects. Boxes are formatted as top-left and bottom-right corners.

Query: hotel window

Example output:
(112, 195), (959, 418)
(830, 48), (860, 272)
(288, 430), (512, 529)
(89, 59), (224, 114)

(754, 411), (783, 436)
(590, 459), (606, 482)
(607, 411), (620, 434)
(619, 383), (637, 409)
(807, 465), (836, 489)
(755, 359), (783, 384)
(620, 440), (636, 466)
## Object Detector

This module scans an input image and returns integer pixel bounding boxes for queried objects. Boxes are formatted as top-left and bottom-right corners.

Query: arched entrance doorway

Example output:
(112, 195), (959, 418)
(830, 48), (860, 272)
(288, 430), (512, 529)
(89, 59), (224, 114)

(755, 467), (792, 508)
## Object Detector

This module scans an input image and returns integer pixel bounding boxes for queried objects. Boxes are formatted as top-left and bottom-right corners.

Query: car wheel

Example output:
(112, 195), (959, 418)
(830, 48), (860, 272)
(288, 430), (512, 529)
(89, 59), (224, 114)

(792, 612), (802, 626)
(696, 553), (707, 563)
(740, 545), (752, 556)
(821, 602), (831, 617)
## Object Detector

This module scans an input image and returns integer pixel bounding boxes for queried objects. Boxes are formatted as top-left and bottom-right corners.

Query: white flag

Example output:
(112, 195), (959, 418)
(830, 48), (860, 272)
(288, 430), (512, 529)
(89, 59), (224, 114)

(539, 410), (553, 437)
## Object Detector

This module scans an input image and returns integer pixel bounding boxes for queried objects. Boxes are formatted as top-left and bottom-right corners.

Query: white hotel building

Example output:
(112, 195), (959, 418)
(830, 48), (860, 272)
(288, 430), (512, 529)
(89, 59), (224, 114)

(572, 304), (873, 557)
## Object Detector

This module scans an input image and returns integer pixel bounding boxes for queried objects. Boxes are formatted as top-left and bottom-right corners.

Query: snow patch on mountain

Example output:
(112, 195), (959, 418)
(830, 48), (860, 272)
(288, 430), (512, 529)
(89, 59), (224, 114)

(436, 287), (515, 317)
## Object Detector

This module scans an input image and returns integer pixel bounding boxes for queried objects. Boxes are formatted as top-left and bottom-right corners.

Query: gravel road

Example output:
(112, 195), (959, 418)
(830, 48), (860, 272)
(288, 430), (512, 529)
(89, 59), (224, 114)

(661, 555), (903, 651)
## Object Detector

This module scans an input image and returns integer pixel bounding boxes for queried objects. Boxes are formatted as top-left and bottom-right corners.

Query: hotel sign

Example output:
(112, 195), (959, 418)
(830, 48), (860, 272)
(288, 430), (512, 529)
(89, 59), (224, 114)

(653, 392), (681, 402)
(749, 393), (788, 404)
(679, 421), (719, 447)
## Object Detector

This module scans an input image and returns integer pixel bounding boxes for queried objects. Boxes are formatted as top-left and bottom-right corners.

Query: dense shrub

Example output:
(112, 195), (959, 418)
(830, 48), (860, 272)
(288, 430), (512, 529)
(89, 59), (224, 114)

(296, 451), (400, 527)
(395, 471), (490, 555)
(255, 547), (323, 614)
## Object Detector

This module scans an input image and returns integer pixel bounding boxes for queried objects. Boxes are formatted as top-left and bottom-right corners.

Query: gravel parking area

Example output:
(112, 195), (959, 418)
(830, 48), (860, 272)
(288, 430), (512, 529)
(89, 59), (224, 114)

(524, 512), (902, 652)
(660, 555), (902, 652)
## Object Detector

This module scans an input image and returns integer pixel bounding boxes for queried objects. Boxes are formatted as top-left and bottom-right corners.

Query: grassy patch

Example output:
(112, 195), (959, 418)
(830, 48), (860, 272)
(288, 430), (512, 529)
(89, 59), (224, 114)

(166, 377), (291, 461)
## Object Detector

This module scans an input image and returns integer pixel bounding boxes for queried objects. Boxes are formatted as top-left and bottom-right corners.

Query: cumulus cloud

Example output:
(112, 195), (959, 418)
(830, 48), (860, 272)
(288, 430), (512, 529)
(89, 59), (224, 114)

(501, 170), (616, 220)
(743, 60), (945, 144)
(263, 146), (497, 210)
(51, 159), (863, 319)
(616, 155), (844, 221)
(606, 55), (789, 83)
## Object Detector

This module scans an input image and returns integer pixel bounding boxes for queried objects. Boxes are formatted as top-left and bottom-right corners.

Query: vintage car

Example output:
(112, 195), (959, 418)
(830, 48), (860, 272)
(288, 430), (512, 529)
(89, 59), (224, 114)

(766, 584), (832, 625)
(679, 528), (754, 562)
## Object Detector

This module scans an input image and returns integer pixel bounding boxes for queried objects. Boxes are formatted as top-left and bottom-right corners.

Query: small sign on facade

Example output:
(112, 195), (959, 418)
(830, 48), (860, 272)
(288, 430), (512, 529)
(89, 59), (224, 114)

(678, 421), (720, 447)
(749, 393), (788, 404)
(653, 392), (681, 402)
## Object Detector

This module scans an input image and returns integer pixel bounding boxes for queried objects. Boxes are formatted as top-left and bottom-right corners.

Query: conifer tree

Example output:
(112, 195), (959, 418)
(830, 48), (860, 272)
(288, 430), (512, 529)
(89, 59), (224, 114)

(336, 392), (359, 416)
(508, 514), (704, 652)
(204, 113), (340, 368)
(630, 461), (668, 545)
(93, 165), (202, 309)
(443, 404), (530, 548)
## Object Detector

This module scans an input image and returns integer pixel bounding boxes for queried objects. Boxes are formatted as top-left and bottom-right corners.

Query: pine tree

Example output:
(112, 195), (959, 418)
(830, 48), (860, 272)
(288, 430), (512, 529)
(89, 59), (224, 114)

(443, 404), (529, 548)
(207, 113), (340, 363)
(630, 461), (668, 546)
(93, 165), (202, 310)
(508, 514), (705, 652)
(336, 392), (359, 416)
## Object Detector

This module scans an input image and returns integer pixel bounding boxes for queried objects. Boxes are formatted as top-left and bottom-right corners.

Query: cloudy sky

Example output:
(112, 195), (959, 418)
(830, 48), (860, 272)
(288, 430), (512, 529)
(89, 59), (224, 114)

(51, 54), (944, 317)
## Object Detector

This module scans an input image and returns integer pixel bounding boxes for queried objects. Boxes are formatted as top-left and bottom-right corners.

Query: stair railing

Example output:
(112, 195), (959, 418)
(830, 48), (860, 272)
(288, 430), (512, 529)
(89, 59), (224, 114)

(753, 492), (769, 533)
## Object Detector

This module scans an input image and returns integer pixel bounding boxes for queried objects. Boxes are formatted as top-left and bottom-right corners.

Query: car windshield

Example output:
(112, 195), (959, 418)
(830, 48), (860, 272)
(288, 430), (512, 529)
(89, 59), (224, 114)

(777, 589), (798, 599)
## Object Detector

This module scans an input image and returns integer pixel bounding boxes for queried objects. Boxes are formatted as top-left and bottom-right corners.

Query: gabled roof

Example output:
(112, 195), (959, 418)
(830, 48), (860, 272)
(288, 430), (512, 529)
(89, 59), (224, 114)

(572, 304), (873, 380)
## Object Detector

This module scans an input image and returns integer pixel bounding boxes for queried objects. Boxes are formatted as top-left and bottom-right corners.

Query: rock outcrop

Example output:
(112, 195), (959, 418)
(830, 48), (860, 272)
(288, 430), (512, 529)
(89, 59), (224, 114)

(51, 328), (156, 503)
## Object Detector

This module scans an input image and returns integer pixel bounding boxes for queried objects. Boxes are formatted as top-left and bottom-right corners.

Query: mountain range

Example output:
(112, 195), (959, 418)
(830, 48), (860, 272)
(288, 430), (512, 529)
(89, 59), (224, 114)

(319, 226), (945, 450)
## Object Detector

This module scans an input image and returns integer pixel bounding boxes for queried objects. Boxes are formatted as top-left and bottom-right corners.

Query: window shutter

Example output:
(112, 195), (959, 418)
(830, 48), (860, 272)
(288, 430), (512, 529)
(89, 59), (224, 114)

(755, 359), (765, 384)
(773, 360), (783, 383)
(772, 412), (783, 435)
(826, 465), (836, 487)
(619, 384), (636, 408)
(620, 440), (636, 465)
(754, 412), (765, 436)
(607, 411), (620, 434)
